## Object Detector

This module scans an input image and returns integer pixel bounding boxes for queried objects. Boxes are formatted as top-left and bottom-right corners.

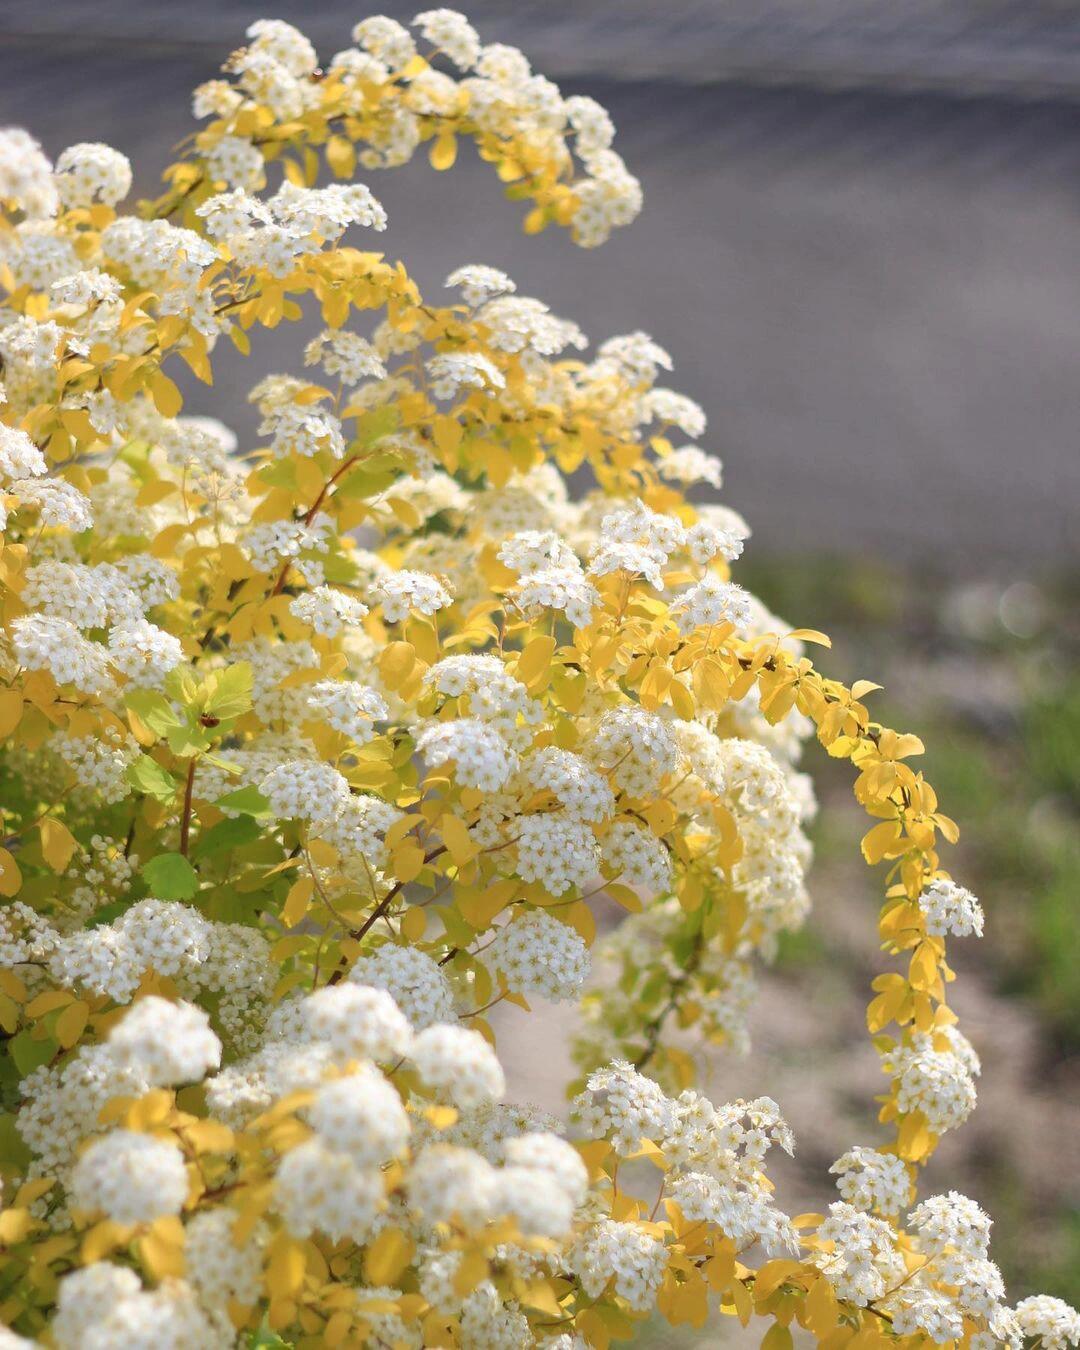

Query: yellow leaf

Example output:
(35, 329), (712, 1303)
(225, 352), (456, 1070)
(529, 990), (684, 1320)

(0, 1208), (32, 1243)
(519, 1280), (564, 1318)
(135, 480), (179, 508)
(0, 848), (22, 897)
(804, 1275), (839, 1336)
(14, 1178), (55, 1207)
(379, 642), (416, 691)
(268, 1233), (307, 1297)
(754, 1260), (804, 1300)
(26, 989), (73, 1019)
(515, 635), (557, 688)
(456, 878), (516, 929)
(326, 135), (356, 179)
(439, 813), (477, 867)
(452, 1248), (489, 1297)
(422, 1104), (459, 1130)
(860, 820), (902, 865)
(282, 876), (315, 929)
(605, 883), (643, 913)
(391, 840), (426, 882)
(55, 1000), (89, 1050)
(127, 1089), (174, 1130)
(39, 817), (77, 872)
(896, 1110), (932, 1161)
(786, 628), (832, 648)
(81, 1219), (129, 1264)
(429, 132), (457, 171)
(183, 1119), (234, 1154)
(364, 1227), (415, 1286)
(138, 1219), (186, 1279)
(400, 905), (427, 942)
(0, 689), (24, 737)
(908, 942), (938, 992)
(150, 372), (183, 418)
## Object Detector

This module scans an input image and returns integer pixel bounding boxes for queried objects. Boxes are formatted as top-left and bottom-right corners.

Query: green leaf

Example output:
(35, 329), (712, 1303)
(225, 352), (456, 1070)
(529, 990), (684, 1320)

(193, 815), (262, 859)
(202, 662), (253, 720)
(215, 785), (271, 815)
(125, 689), (182, 737)
(165, 726), (214, 757)
(0, 1113), (32, 1168)
(127, 755), (178, 803)
(164, 665), (199, 705)
(333, 467), (398, 502)
(202, 752), (243, 774)
(258, 459), (298, 490)
(247, 1327), (293, 1349)
(355, 405), (399, 447)
(141, 852), (199, 901)
(9, 1030), (57, 1076)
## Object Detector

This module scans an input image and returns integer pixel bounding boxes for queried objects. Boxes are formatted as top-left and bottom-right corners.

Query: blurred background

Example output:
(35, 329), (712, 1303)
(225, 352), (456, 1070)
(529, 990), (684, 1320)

(2, 0), (1077, 1332)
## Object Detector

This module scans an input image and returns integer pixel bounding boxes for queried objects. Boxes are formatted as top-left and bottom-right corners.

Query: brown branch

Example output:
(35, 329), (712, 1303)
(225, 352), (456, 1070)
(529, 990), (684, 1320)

(179, 759), (197, 857)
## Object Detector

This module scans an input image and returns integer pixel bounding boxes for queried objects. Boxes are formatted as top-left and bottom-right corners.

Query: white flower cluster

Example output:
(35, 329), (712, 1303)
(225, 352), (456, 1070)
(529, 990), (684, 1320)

(670, 574), (752, 636)
(918, 876), (985, 938)
(601, 818), (673, 895)
(486, 910), (591, 1002)
(304, 328), (387, 385)
(259, 758), (351, 829)
(304, 983), (413, 1062)
(517, 746), (614, 821)
(515, 812), (600, 896)
(17, 998), (221, 1177)
(108, 996), (222, 1085)
(0, 127), (59, 219)
(306, 678), (388, 742)
(52, 1264), (217, 1349)
(1015, 1296), (1080, 1350)
(289, 584), (368, 636)
(45, 900), (264, 1015)
(369, 568), (453, 623)
(70, 1128), (188, 1225)
(829, 1146), (911, 1217)
(348, 944), (456, 1028)
(446, 263), (515, 308)
(196, 179), (386, 278)
(883, 1027), (980, 1136)
(589, 705), (684, 798)
(569, 1219), (666, 1310)
(11, 614), (113, 694)
(426, 351), (505, 401)
(416, 717), (516, 791)
(573, 1060), (673, 1155)
(262, 401), (346, 460)
(54, 142), (132, 208)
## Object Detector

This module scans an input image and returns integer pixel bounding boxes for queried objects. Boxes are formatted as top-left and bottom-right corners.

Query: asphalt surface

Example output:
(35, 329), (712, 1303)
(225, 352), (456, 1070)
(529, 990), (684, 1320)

(3, 2), (1080, 572)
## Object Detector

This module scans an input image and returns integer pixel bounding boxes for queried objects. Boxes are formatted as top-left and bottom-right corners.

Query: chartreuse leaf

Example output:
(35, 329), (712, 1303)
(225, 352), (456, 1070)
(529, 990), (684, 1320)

(127, 755), (179, 803)
(10, 1030), (56, 1076)
(141, 852), (198, 901)
(125, 688), (182, 738)
(215, 785), (271, 815)
(193, 815), (262, 859)
(202, 662), (253, 720)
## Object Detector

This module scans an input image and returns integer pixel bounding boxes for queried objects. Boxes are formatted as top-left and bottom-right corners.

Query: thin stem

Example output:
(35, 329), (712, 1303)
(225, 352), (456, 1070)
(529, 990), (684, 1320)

(179, 759), (197, 857)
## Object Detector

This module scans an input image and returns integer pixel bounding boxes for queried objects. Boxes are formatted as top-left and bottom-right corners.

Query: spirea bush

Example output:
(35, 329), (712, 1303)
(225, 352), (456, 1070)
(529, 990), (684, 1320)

(0, 12), (1075, 1349)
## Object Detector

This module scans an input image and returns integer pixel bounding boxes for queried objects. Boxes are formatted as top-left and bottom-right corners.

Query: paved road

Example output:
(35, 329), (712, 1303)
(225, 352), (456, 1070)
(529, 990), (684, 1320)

(3, 2), (1080, 572)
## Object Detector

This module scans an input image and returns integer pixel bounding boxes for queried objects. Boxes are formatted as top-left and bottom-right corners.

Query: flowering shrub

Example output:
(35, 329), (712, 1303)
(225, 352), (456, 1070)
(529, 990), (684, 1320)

(0, 12), (1075, 1349)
